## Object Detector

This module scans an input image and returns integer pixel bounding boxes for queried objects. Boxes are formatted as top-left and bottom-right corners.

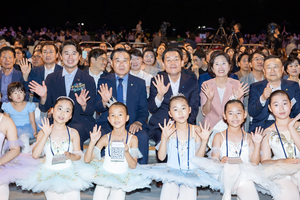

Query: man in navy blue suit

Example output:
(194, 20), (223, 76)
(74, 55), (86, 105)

(96, 48), (149, 164)
(22, 41), (63, 102)
(148, 48), (199, 146)
(29, 40), (96, 148)
(248, 55), (300, 132)
(0, 47), (24, 102)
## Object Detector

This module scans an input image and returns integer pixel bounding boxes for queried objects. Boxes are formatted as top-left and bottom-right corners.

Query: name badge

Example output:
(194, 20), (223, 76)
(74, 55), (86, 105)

(52, 155), (67, 165)
(110, 142), (125, 162)
(227, 157), (243, 164)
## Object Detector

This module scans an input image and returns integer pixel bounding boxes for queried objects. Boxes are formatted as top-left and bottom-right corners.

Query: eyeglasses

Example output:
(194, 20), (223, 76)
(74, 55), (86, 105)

(98, 57), (108, 62)
(265, 66), (281, 72)
(32, 55), (41, 59)
(252, 57), (264, 62)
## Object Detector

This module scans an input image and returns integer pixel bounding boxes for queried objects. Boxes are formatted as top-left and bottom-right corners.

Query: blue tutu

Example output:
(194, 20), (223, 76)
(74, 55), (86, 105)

(16, 159), (92, 193)
(16, 123), (34, 138)
(76, 157), (152, 192)
(142, 163), (223, 191)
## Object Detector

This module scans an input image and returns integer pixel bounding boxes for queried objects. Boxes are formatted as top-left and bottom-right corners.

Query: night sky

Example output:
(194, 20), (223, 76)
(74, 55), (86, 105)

(1, 0), (298, 36)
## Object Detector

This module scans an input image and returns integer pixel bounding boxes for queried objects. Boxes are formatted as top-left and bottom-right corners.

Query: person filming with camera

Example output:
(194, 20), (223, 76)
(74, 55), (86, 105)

(231, 23), (244, 49)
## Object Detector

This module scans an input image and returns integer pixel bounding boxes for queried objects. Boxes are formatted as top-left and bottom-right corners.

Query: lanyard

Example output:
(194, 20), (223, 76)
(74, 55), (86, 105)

(226, 129), (244, 157)
(49, 127), (70, 156)
(274, 122), (297, 159)
(175, 124), (190, 170)
(108, 131), (128, 157)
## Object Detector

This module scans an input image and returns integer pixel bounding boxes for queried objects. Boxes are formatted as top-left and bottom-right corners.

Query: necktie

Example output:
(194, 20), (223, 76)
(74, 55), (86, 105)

(117, 78), (123, 103)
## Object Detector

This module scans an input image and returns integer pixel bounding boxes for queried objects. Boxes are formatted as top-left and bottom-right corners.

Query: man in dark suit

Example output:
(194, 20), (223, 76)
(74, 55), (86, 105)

(84, 48), (109, 88)
(29, 40), (96, 148)
(96, 48), (149, 164)
(248, 55), (300, 132)
(0, 46), (25, 102)
(148, 48), (199, 145)
(22, 41), (63, 102)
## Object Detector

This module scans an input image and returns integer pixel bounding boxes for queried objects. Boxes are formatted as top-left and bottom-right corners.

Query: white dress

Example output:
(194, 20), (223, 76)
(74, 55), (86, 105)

(261, 127), (300, 181)
(192, 131), (280, 197)
(17, 127), (91, 193)
(77, 133), (152, 192)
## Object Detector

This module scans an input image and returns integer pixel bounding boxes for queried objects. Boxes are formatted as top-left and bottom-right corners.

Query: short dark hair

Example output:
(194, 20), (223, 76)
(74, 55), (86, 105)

(269, 90), (290, 104)
(284, 57), (300, 73)
(180, 47), (192, 64)
(207, 51), (232, 77)
(162, 47), (183, 62)
(110, 48), (130, 60)
(224, 99), (245, 113)
(237, 53), (249, 63)
(129, 48), (143, 58)
(0, 46), (16, 58)
(248, 50), (265, 62)
(169, 95), (189, 110)
(264, 55), (282, 65)
(60, 40), (82, 55)
(7, 82), (26, 102)
(109, 102), (128, 115)
(143, 48), (157, 65)
(193, 50), (206, 60)
(88, 48), (107, 64)
(41, 41), (58, 54)
(235, 23), (242, 31)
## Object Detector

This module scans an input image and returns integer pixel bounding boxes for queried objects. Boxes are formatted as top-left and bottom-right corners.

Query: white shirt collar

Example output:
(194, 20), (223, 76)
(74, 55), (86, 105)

(62, 67), (78, 77)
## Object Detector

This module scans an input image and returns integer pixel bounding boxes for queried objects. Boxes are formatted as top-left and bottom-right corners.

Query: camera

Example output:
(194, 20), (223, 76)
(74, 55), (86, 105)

(268, 22), (277, 35)
(218, 17), (225, 27)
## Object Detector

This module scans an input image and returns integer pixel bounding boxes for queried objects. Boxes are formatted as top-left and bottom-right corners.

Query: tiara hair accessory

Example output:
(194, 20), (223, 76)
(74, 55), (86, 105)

(229, 94), (238, 100)
(170, 93), (186, 100)
(56, 96), (75, 105)
(106, 97), (118, 108)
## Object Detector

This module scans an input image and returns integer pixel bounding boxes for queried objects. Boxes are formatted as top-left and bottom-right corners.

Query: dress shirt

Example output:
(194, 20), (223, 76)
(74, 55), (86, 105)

(44, 65), (55, 80)
(155, 74), (181, 108)
(62, 67), (78, 97)
(89, 69), (103, 88)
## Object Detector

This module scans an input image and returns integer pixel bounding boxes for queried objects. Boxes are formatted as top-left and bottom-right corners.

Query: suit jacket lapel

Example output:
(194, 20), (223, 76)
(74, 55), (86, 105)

(222, 81), (233, 108)
(178, 73), (187, 94)
(58, 70), (67, 96)
(126, 74), (134, 107)
(163, 72), (172, 98)
(111, 74), (117, 99)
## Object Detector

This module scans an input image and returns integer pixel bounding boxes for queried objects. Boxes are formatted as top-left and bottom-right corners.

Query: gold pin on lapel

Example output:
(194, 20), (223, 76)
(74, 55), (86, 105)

(78, 79), (80, 81)
(286, 89), (288, 91)
(131, 84), (133, 86)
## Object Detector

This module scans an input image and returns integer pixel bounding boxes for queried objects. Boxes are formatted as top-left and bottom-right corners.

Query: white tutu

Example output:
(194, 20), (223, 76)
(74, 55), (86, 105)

(191, 157), (281, 197)
(142, 163), (223, 191)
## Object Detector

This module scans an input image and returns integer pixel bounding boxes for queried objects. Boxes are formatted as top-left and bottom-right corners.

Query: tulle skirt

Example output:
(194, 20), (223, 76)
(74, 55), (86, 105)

(76, 158), (152, 192)
(16, 123), (34, 138)
(259, 163), (300, 180)
(191, 157), (281, 197)
(0, 153), (39, 185)
(142, 163), (223, 191)
(16, 159), (92, 193)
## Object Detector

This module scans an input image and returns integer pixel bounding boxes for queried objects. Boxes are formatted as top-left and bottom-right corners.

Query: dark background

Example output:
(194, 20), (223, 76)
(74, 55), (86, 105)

(1, 0), (298, 36)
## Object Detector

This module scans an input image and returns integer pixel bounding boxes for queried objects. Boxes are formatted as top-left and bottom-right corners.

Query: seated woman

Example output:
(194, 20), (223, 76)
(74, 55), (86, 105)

(284, 57), (300, 86)
(200, 51), (248, 147)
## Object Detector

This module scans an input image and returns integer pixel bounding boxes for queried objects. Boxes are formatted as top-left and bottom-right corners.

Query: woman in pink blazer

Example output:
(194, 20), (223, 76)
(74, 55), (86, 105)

(200, 51), (248, 128)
